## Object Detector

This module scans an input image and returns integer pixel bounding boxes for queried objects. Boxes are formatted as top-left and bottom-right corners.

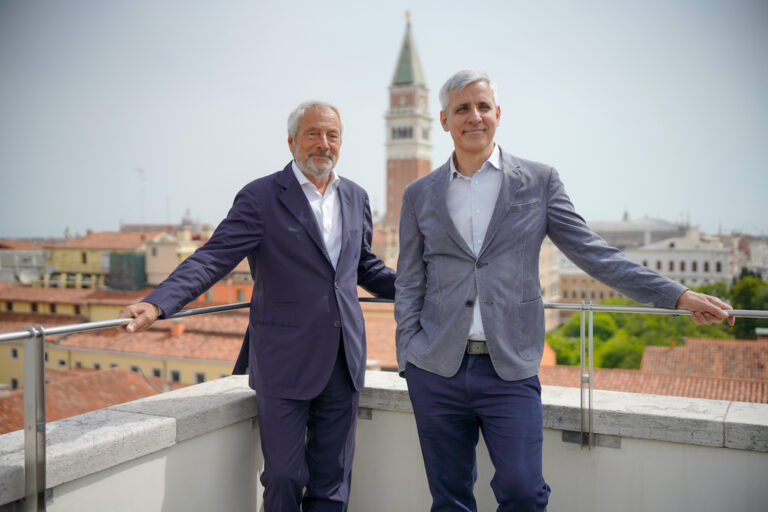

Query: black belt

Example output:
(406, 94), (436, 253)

(466, 340), (489, 355)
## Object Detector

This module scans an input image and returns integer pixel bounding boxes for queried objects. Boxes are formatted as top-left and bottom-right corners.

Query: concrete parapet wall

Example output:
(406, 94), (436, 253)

(0, 372), (766, 511)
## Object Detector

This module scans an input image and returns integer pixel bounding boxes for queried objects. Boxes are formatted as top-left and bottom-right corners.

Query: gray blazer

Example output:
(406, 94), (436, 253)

(395, 148), (687, 381)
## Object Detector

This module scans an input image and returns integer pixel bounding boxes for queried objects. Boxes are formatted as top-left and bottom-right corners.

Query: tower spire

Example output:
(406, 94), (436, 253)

(391, 12), (426, 87)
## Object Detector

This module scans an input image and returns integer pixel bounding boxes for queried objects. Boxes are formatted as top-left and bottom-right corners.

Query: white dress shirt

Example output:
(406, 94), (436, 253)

(292, 161), (342, 269)
(445, 144), (503, 341)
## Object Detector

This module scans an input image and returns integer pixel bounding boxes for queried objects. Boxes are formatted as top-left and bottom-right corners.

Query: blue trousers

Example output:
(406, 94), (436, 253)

(406, 355), (551, 512)
(256, 345), (359, 512)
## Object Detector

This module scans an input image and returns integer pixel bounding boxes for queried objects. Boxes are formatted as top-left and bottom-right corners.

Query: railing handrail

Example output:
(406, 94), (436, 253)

(2, 300), (767, 343)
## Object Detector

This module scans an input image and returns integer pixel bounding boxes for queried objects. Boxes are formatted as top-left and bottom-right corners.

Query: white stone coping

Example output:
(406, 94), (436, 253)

(1, 371), (767, 505)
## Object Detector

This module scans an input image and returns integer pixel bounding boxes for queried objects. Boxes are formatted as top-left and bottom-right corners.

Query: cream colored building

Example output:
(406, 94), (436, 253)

(145, 234), (200, 285)
(44, 231), (163, 288)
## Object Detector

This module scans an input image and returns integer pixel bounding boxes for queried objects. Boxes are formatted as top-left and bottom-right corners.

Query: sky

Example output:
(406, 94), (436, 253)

(1, 0), (766, 239)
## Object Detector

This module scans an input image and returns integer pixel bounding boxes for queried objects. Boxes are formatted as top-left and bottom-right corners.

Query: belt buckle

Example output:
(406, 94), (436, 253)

(467, 340), (488, 355)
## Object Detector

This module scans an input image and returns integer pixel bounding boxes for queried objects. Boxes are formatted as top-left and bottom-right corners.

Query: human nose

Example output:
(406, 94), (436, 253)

(317, 134), (330, 150)
(468, 107), (482, 122)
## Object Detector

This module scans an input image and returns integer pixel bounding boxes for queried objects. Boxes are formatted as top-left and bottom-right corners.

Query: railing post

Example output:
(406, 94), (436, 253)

(588, 301), (594, 450)
(579, 301), (595, 449)
(23, 325), (46, 511)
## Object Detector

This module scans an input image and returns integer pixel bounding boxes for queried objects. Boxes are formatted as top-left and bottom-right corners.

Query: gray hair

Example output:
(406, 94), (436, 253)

(287, 100), (343, 139)
(438, 70), (499, 110)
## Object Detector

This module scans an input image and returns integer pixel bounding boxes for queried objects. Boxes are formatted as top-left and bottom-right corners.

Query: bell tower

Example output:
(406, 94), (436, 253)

(384, 13), (432, 228)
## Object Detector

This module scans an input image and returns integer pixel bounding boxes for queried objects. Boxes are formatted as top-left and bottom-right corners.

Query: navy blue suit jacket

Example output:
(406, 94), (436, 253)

(144, 163), (395, 399)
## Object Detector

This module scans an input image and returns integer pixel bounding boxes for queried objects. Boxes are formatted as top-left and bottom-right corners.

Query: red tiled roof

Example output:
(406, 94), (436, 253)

(44, 231), (163, 250)
(0, 239), (43, 251)
(539, 365), (768, 403)
(641, 338), (768, 381)
(0, 368), (175, 434)
(0, 282), (151, 306)
(59, 329), (242, 362)
(150, 311), (249, 336)
(0, 312), (87, 334)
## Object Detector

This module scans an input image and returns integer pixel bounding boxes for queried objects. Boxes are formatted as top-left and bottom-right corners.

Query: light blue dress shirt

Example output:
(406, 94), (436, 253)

(445, 144), (503, 341)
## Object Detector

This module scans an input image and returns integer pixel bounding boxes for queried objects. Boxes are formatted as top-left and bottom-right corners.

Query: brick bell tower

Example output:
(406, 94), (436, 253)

(385, 13), (432, 229)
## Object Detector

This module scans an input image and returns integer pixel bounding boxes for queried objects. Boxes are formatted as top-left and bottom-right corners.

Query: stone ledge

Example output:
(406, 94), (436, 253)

(110, 375), (257, 441)
(725, 401), (768, 451)
(2, 371), (767, 507)
(0, 409), (175, 505)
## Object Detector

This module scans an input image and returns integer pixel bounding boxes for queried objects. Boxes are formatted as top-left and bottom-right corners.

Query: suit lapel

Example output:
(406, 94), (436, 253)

(337, 178), (354, 267)
(478, 149), (523, 258)
(276, 164), (332, 265)
(432, 159), (475, 258)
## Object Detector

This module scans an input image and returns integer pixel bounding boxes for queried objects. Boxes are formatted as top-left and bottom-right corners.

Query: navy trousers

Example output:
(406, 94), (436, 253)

(406, 355), (551, 512)
(256, 344), (359, 512)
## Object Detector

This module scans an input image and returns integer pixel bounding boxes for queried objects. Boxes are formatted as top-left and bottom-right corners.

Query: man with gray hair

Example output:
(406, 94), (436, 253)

(395, 70), (733, 511)
(120, 100), (395, 511)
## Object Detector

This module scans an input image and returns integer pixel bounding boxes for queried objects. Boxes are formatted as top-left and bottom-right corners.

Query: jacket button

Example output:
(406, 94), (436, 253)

(475, 261), (486, 268)
(465, 300), (474, 307)
(333, 320), (341, 328)
(334, 281), (340, 289)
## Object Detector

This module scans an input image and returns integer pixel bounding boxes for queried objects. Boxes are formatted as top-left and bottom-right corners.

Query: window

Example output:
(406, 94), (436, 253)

(74, 361), (82, 368)
(704, 262), (710, 273)
(680, 261), (686, 272)
(237, 289), (245, 301)
(716, 262), (722, 273)
(391, 126), (413, 139)
(10, 348), (18, 360)
(11, 378), (18, 390)
(44, 352), (48, 363)
(110, 363), (119, 368)
(130, 365), (140, 373)
(31, 303), (38, 313)
(599, 291), (605, 299)
(81, 252), (87, 264)
(152, 368), (162, 378)
(151, 247), (158, 257)
(693, 261), (698, 272)
(93, 363), (101, 370)
(6, 301), (12, 311)
(171, 370), (181, 383)
(656, 261), (662, 271)
(195, 372), (206, 384)
(50, 303), (56, 313)
(58, 359), (66, 368)
(74, 305), (81, 315)
(642, 260), (648, 267)
(669, 261), (674, 271)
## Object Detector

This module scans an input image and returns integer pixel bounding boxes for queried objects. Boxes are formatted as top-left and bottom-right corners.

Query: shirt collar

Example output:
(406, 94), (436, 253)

(291, 160), (340, 192)
(450, 143), (501, 180)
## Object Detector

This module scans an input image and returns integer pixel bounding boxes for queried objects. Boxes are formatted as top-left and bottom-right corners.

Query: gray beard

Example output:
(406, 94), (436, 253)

(294, 151), (335, 180)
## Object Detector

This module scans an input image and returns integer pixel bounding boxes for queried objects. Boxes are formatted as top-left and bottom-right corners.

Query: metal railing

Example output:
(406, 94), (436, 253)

(1, 300), (767, 510)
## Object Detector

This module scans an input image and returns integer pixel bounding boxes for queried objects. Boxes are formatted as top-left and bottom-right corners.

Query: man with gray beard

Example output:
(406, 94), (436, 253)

(120, 101), (395, 511)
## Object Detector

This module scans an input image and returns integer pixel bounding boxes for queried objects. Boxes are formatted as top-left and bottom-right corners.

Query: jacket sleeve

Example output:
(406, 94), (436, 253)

(394, 186), (427, 374)
(143, 185), (264, 317)
(545, 167), (686, 308)
(356, 192), (396, 299)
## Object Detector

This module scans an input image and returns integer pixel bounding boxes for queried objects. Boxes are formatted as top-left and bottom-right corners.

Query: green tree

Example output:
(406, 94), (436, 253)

(731, 276), (768, 339)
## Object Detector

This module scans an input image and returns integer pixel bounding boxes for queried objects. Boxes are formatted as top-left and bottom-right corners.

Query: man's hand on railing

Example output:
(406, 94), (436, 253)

(119, 301), (161, 333)
(675, 290), (735, 326)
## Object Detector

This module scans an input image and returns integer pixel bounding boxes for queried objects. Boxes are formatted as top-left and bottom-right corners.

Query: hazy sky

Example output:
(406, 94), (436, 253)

(1, 0), (766, 239)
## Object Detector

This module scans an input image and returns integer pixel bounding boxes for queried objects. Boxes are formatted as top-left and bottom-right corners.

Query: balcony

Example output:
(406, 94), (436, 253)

(1, 304), (767, 511)
(0, 371), (766, 511)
